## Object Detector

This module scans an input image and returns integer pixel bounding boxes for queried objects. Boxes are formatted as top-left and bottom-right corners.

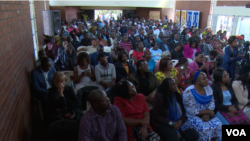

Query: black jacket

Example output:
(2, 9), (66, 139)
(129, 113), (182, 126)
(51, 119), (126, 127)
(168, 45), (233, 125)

(158, 42), (167, 51)
(48, 86), (82, 122)
(80, 38), (91, 46)
(54, 50), (77, 71)
(139, 34), (146, 42)
(169, 40), (178, 52)
(211, 83), (239, 114)
(171, 50), (183, 59)
(114, 61), (135, 83)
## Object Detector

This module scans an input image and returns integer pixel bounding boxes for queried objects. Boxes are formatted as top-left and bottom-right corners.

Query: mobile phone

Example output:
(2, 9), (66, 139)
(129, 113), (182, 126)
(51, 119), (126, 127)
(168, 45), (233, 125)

(84, 69), (91, 72)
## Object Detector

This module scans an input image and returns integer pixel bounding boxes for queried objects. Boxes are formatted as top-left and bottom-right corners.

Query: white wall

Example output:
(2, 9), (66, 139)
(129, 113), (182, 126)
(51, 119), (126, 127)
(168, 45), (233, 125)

(49, 0), (173, 8)
(213, 6), (250, 16)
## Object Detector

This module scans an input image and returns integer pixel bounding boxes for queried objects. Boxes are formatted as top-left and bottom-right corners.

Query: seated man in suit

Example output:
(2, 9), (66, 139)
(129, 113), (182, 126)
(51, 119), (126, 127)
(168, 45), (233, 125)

(158, 35), (169, 52)
(90, 44), (113, 68)
(31, 57), (56, 118)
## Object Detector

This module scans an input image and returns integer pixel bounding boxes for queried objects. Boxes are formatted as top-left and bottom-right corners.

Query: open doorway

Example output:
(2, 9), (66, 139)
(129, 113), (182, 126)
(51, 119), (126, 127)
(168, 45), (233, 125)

(94, 10), (122, 21)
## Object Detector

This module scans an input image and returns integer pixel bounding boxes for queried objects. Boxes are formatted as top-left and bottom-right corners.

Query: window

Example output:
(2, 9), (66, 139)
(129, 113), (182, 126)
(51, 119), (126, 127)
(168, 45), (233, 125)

(236, 17), (250, 41)
(207, 0), (215, 27)
(216, 15), (234, 38)
(29, 0), (39, 60)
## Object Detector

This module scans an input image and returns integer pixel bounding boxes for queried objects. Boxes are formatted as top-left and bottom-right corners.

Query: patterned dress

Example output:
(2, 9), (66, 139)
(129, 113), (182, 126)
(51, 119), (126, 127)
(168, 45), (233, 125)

(155, 68), (180, 93)
(183, 85), (222, 141)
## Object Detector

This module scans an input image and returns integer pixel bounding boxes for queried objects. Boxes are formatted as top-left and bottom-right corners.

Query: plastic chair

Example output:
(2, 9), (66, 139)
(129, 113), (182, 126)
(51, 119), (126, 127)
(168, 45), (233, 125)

(104, 46), (111, 53)
(47, 119), (79, 141)
(77, 86), (98, 111)
(60, 71), (74, 87)
(171, 59), (178, 67)
(129, 50), (134, 64)
(187, 58), (193, 63)
(105, 86), (116, 104)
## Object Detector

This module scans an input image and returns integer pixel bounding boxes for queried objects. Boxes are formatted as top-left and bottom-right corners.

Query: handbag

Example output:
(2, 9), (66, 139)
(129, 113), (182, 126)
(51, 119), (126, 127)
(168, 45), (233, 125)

(219, 106), (250, 125)
(132, 126), (160, 141)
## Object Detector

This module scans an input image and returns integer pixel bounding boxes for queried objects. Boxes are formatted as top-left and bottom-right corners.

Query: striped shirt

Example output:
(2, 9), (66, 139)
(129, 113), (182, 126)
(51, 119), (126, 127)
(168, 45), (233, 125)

(120, 41), (133, 53)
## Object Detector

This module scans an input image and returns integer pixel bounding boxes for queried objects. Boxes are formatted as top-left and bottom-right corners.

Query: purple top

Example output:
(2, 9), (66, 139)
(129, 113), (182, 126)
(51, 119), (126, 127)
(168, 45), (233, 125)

(78, 105), (127, 141)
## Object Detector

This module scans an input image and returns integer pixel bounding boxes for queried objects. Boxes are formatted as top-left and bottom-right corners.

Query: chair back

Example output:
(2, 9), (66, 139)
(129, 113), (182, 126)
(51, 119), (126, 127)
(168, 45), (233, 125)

(171, 59), (178, 67)
(105, 86), (116, 104)
(104, 46), (111, 53)
(60, 71), (74, 87)
(129, 50), (134, 64)
(187, 58), (193, 63)
(77, 86), (98, 110)
(47, 119), (78, 141)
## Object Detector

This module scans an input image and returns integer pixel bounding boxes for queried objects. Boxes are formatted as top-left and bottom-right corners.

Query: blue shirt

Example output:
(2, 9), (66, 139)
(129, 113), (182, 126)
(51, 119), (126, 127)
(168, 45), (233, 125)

(147, 59), (156, 72)
(222, 90), (232, 106)
(157, 38), (162, 44)
(90, 52), (113, 68)
(150, 48), (162, 62)
(63, 30), (69, 37)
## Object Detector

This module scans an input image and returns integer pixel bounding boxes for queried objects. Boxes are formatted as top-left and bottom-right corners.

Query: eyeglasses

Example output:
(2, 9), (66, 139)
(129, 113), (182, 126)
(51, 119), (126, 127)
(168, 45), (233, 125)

(223, 73), (229, 78)
(140, 64), (148, 67)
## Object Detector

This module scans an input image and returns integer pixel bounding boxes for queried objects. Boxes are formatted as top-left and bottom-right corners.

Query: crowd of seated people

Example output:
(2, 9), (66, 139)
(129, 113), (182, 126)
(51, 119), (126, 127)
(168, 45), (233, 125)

(32, 16), (250, 141)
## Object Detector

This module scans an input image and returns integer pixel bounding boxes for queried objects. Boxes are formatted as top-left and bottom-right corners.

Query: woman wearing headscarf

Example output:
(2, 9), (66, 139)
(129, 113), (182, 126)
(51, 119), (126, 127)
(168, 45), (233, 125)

(183, 71), (222, 141)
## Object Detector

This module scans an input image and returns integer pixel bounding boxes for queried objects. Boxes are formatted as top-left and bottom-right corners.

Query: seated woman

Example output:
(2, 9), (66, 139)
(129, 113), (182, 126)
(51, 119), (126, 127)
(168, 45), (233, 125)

(155, 58), (179, 85)
(183, 71), (222, 141)
(175, 57), (192, 94)
(128, 60), (158, 110)
(233, 65), (250, 120)
(120, 33), (133, 53)
(210, 35), (224, 56)
(95, 52), (116, 91)
(183, 38), (201, 60)
(152, 78), (199, 141)
(110, 40), (128, 64)
(144, 49), (156, 73)
(132, 42), (144, 65)
(155, 51), (171, 72)
(188, 52), (213, 85)
(113, 80), (159, 141)
(211, 68), (250, 125)
(48, 72), (83, 123)
(149, 41), (162, 63)
(171, 42), (184, 60)
(115, 52), (135, 83)
(73, 52), (96, 93)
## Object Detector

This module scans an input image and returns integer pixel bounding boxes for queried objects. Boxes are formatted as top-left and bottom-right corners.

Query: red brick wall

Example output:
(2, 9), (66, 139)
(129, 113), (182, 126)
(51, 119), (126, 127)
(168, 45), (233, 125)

(175, 1), (211, 30)
(217, 1), (250, 6)
(135, 8), (173, 22)
(161, 8), (173, 21)
(65, 6), (81, 23)
(136, 7), (162, 20)
(0, 1), (48, 140)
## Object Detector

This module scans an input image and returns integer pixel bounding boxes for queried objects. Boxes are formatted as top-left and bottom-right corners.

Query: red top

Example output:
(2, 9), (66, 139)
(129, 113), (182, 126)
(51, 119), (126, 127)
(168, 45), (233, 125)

(113, 94), (152, 141)
(132, 51), (144, 64)
(175, 67), (191, 94)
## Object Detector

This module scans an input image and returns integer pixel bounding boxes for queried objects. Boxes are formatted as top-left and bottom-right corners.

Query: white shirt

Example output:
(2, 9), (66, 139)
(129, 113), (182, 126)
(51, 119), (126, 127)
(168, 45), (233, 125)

(41, 67), (51, 89)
